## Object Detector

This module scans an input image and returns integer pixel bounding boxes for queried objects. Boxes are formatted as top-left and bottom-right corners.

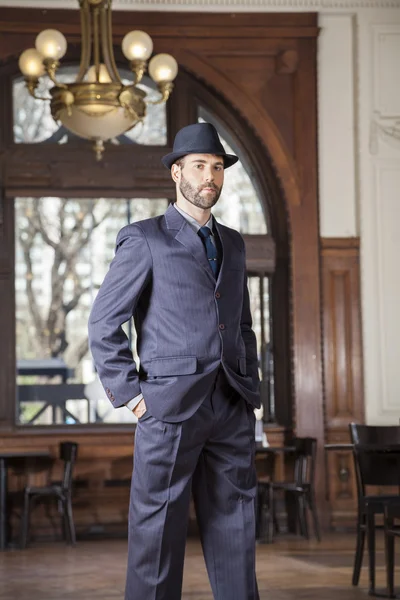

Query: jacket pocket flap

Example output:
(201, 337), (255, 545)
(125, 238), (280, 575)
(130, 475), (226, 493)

(147, 356), (197, 376)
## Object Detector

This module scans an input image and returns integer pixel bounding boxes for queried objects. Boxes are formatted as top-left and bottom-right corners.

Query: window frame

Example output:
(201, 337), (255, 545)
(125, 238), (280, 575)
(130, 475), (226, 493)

(1, 58), (286, 433)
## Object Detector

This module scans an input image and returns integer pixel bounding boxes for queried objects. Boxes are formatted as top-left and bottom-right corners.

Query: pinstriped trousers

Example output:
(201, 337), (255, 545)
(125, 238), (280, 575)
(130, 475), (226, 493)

(125, 369), (259, 600)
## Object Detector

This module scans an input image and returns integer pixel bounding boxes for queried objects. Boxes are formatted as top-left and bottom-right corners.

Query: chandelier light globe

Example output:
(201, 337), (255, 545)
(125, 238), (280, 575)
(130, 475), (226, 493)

(51, 82), (147, 140)
(35, 29), (68, 61)
(148, 54), (178, 83)
(86, 63), (112, 83)
(56, 101), (141, 138)
(122, 30), (153, 61)
(18, 48), (45, 78)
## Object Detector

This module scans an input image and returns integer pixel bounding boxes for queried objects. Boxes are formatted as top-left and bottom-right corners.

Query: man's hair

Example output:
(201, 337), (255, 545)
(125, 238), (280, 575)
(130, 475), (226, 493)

(174, 156), (186, 169)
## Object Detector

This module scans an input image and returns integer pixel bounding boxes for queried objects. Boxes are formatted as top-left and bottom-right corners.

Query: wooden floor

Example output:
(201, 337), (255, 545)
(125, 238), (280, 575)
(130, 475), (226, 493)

(0, 532), (397, 599)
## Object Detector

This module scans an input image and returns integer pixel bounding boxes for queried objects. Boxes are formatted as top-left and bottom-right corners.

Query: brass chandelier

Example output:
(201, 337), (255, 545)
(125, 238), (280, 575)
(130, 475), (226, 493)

(18, 0), (178, 159)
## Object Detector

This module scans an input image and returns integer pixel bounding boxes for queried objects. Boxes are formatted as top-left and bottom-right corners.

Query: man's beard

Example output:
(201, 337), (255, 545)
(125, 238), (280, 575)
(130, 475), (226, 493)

(179, 174), (222, 209)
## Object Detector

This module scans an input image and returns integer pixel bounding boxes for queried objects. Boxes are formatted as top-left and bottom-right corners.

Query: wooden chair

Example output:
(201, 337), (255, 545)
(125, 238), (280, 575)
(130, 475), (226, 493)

(20, 441), (78, 548)
(257, 437), (320, 542)
(384, 503), (400, 598)
(272, 437), (320, 541)
(256, 452), (276, 543)
(349, 423), (400, 595)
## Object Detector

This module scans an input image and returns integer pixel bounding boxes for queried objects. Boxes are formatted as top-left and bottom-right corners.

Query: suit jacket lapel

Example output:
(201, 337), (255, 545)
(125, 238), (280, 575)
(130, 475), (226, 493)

(175, 222), (216, 284)
(164, 204), (216, 285)
(214, 219), (234, 285)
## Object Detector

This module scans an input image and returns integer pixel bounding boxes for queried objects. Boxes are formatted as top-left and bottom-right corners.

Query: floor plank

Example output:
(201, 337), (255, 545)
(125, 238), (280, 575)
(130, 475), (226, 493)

(0, 533), (397, 599)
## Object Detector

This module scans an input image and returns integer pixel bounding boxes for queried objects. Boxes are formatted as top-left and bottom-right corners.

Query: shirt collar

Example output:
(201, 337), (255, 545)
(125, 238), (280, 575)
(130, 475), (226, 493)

(173, 203), (214, 234)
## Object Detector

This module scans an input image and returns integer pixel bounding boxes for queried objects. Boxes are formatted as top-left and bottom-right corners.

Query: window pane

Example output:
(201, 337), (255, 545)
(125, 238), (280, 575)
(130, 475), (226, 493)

(13, 68), (167, 146)
(14, 77), (61, 143)
(198, 110), (267, 234)
(117, 76), (167, 145)
(248, 275), (274, 422)
(15, 197), (168, 426)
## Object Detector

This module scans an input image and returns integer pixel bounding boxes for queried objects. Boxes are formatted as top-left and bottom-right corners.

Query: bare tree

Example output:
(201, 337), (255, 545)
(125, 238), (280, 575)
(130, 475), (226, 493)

(18, 198), (115, 368)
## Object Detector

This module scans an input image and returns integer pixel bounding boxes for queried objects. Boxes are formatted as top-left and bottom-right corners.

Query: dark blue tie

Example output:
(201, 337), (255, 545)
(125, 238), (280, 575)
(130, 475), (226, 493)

(198, 226), (218, 277)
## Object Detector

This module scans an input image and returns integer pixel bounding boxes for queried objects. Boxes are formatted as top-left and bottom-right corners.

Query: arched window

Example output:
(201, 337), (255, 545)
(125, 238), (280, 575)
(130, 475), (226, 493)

(11, 65), (283, 428)
(13, 66), (168, 425)
(198, 112), (267, 235)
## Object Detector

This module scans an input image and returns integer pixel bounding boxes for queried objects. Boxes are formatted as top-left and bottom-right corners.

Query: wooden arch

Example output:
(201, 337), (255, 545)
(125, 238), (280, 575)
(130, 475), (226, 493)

(171, 66), (293, 427)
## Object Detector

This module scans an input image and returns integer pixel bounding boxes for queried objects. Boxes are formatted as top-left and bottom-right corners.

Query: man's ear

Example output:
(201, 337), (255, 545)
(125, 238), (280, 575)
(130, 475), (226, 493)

(171, 164), (180, 184)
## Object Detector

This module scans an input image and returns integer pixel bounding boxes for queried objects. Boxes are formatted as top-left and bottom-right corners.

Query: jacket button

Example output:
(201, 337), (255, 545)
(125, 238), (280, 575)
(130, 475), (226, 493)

(219, 324), (225, 330)
(215, 292), (221, 299)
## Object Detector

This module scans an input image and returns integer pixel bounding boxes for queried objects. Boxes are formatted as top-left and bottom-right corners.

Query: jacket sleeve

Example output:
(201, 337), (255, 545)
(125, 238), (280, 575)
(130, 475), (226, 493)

(240, 242), (260, 394)
(88, 224), (152, 408)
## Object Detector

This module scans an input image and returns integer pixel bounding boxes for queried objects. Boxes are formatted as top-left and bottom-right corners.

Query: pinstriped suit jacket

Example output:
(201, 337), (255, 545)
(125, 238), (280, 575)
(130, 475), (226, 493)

(88, 203), (260, 422)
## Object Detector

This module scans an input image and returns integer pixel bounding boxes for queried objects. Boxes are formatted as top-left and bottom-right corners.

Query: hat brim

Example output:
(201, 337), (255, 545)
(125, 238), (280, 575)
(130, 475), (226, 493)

(161, 150), (239, 170)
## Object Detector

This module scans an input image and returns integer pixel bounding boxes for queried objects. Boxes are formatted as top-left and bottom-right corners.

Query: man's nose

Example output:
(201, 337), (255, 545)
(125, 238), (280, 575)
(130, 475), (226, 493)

(204, 168), (214, 182)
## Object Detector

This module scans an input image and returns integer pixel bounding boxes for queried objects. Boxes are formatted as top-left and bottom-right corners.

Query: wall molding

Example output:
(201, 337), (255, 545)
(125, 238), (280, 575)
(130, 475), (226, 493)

(321, 237), (364, 431)
(2, 0), (400, 10)
(370, 115), (400, 154)
(321, 237), (360, 250)
(322, 237), (363, 528)
(373, 162), (400, 418)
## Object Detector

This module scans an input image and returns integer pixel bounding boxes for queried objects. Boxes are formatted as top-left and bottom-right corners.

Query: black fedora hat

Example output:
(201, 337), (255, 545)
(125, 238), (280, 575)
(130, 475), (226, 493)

(162, 122), (238, 170)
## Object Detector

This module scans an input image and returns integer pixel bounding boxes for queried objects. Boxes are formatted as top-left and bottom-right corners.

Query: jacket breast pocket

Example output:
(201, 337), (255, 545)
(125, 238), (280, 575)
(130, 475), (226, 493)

(147, 356), (197, 376)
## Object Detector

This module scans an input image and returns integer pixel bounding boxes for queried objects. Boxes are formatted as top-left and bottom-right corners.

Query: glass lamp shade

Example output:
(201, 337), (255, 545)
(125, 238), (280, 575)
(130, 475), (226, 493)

(148, 54), (178, 83)
(57, 105), (137, 139)
(86, 64), (112, 83)
(35, 29), (67, 60)
(122, 30), (153, 61)
(18, 48), (45, 78)
(50, 83), (147, 141)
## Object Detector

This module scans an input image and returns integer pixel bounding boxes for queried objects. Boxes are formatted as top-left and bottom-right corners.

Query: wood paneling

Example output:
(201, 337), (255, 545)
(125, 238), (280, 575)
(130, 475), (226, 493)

(326, 449), (358, 529)
(322, 238), (364, 526)
(2, 427), (287, 538)
(243, 235), (276, 274)
(322, 237), (364, 430)
(4, 145), (175, 198)
(0, 196), (15, 429)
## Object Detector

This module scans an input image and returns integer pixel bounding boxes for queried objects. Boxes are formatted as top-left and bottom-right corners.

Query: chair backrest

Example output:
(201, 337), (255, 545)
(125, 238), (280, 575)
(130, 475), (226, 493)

(350, 423), (400, 445)
(349, 423), (400, 492)
(292, 437), (317, 488)
(59, 441), (78, 492)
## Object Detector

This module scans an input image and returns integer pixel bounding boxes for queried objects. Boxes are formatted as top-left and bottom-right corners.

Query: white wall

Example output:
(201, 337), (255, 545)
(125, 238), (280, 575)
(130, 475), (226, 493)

(318, 6), (400, 424)
(318, 13), (358, 237)
(2, 0), (400, 424)
(357, 12), (400, 424)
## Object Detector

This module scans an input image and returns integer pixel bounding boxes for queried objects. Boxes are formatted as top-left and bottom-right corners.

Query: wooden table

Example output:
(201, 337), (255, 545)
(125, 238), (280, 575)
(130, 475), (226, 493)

(255, 445), (296, 454)
(0, 450), (51, 550)
(324, 443), (353, 451)
(325, 443), (400, 454)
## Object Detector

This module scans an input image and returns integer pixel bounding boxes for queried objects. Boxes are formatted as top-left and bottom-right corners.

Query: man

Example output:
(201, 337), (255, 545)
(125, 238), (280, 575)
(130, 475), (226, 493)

(88, 122), (261, 600)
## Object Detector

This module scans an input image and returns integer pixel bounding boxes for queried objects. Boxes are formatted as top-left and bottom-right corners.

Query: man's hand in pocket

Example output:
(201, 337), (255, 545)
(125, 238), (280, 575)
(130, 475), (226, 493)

(133, 398), (147, 419)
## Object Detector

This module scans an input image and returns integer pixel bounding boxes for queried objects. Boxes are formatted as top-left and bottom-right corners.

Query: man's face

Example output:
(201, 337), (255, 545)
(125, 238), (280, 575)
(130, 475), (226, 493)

(174, 154), (224, 210)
